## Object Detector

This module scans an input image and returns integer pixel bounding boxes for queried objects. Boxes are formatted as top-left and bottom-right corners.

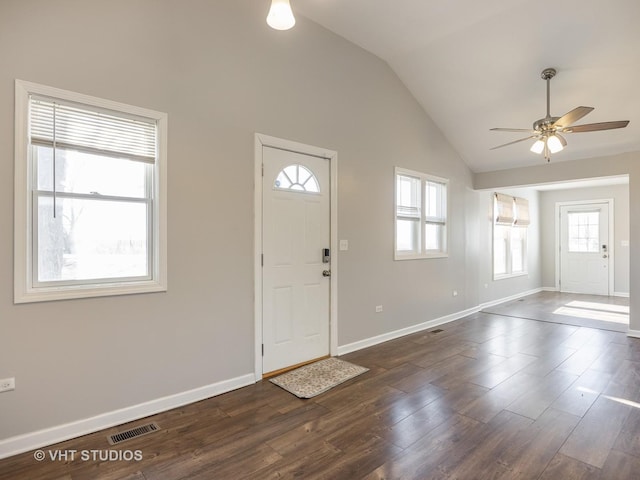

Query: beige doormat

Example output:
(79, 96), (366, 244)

(269, 357), (369, 398)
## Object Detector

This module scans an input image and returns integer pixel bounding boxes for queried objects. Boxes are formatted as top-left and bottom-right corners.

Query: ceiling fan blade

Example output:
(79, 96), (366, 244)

(490, 135), (536, 150)
(490, 128), (535, 133)
(553, 106), (594, 128)
(562, 120), (630, 133)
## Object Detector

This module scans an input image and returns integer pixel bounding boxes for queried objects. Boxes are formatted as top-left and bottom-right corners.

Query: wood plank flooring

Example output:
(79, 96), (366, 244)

(2, 303), (640, 479)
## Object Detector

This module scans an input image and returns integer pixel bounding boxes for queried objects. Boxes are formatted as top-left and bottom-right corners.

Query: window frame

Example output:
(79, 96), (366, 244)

(14, 79), (168, 303)
(274, 164), (321, 194)
(493, 193), (528, 280)
(567, 210), (600, 253)
(394, 167), (449, 260)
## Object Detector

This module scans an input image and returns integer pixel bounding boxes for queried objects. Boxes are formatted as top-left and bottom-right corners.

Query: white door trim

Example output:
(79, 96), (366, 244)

(554, 198), (615, 294)
(254, 133), (338, 381)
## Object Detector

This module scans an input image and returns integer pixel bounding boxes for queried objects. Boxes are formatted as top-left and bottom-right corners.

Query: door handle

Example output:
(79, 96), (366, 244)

(603, 254), (608, 258)
(322, 270), (331, 277)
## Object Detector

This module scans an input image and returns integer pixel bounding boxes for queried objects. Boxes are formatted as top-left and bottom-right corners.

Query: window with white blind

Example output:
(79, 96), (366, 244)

(493, 193), (529, 279)
(395, 167), (448, 259)
(14, 80), (167, 303)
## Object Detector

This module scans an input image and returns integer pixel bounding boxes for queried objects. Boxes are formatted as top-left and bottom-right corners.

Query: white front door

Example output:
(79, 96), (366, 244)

(559, 203), (610, 295)
(262, 146), (330, 374)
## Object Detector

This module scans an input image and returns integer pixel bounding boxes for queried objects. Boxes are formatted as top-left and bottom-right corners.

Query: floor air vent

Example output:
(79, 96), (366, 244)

(107, 422), (160, 445)
(431, 329), (444, 334)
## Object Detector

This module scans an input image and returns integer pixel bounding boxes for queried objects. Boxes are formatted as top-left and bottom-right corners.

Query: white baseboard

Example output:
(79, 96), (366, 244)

(337, 288), (544, 357)
(0, 373), (255, 460)
(627, 330), (640, 339)
(614, 292), (630, 298)
(479, 288), (543, 310)
(337, 306), (481, 356)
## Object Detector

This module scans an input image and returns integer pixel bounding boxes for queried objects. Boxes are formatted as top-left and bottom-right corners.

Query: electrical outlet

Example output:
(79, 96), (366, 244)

(0, 378), (15, 393)
(375, 305), (383, 313)
(452, 290), (458, 297)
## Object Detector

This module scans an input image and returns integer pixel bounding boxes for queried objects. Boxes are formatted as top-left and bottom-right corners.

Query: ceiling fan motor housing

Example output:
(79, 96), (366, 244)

(533, 117), (560, 132)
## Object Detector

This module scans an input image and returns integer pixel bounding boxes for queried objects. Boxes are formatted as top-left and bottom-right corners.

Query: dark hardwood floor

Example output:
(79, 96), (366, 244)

(2, 303), (640, 479)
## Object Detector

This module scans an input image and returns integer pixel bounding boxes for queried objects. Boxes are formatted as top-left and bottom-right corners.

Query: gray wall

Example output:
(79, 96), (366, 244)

(0, 0), (541, 443)
(539, 185), (630, 294)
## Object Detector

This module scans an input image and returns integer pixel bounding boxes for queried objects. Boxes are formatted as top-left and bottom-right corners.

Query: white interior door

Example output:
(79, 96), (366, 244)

(262, 146), (330, 374)
(559, 203), (610, 295)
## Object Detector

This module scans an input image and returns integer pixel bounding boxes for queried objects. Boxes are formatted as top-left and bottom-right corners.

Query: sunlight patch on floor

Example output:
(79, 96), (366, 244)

(565, 301), (629, 314)
(576, 386), (599, 395)
(603, 395), (640, 409)
(576, 387), (640, 408)
(553, 301), (629, 324)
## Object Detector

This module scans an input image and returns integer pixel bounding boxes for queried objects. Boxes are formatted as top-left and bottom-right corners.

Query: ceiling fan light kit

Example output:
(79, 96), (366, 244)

(491, 67), (629, 162)
(530, 139), (545, 154)
(547, 134), (565, 153)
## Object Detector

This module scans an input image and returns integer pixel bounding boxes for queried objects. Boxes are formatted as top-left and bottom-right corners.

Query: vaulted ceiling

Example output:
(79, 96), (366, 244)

(295, 0), (640, 172)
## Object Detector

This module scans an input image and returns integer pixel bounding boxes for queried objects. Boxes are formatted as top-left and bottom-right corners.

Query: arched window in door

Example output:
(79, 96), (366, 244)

(274, 164), (320, 193)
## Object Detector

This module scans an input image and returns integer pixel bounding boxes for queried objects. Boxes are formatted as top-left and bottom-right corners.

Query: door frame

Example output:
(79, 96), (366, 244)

(554, 198), (615, 294)
(254, 133), (338, 381)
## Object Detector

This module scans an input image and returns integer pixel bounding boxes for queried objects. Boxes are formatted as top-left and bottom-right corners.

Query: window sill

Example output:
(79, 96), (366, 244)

(14, 280), (167, 304)
(395, 252), (449, 261)
(493, 272), (528, 281)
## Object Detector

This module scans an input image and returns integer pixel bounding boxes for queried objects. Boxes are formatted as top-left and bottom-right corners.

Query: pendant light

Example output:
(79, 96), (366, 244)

(267, 0), (295, 30)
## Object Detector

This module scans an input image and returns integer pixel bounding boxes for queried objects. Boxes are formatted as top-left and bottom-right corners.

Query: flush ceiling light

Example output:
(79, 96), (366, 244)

(267, 0), (296, 30)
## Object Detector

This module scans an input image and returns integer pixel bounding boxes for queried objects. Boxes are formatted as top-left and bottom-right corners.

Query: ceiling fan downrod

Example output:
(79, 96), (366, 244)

(541, 67), (556, 120)
(534, 68), (559, 131)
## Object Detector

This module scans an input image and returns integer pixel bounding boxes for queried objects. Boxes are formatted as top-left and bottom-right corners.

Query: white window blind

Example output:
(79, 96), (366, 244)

(396, 174), (421, 218)
(514, 197), (530, 226)
(425, 180), (446, 224)
(30, 96), (157, 163)
(493, 193), (529, 278)
(495, 193), (514, 225)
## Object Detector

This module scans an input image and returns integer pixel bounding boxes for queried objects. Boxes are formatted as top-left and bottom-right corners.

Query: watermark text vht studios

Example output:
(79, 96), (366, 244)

(33, 449), (142, 462)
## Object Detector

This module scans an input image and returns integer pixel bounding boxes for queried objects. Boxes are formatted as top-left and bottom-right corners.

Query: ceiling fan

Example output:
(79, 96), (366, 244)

(490, 68), (629, 162)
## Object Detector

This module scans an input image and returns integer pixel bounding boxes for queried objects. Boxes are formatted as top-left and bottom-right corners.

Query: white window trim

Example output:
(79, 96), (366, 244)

(14, 79), (168, 303)
(493, 233), (529, 280)
(492, 194), (529, 280)
(394, 167), (449, 260)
